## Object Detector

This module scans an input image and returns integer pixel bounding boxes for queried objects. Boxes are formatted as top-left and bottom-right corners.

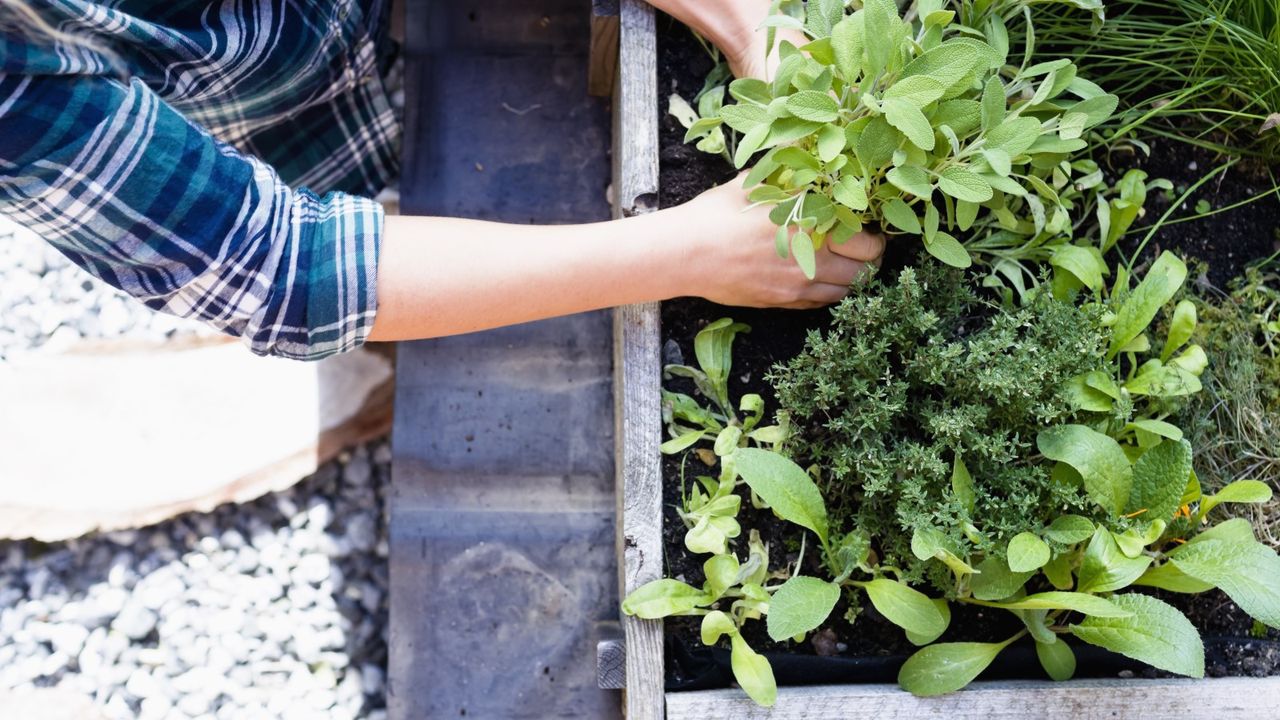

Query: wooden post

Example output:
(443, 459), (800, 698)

(589, 0), (620, 97)
(612, 0), (662, 718)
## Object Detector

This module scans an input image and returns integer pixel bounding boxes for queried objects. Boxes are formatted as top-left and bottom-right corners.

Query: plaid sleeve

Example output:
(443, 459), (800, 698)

(0, 72), (381, 361)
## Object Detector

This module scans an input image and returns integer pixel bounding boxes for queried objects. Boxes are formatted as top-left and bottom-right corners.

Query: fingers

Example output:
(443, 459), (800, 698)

(813, 253), (866, 286)
(828, 232), (886, 262)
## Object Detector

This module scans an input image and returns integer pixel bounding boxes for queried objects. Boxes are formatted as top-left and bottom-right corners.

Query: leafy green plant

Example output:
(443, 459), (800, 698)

(762, 254), (1280, 699)
(692, 0), (1117, 276)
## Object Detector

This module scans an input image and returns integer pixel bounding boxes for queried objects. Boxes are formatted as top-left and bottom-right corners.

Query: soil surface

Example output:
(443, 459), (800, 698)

(654, 12), (1280, 688)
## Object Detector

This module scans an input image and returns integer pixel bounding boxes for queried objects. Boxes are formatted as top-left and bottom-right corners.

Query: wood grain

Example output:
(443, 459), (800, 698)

(589, 0), (620, 97)
(612, 1), (663, 718)
(666, 677), (1280, 719)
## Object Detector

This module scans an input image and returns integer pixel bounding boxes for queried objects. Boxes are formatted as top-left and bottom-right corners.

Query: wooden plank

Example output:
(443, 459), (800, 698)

(612, 0), (662, 718)
(666, 677), (1280, 719)
(598, 635), (626, 690)
(589, 0), (620, 97)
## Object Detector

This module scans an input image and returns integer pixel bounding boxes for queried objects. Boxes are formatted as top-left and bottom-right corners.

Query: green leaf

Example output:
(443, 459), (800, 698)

(703, 554), (741, 598)
(863, 0), (898, 80)
(1077, 527), (1152, 594)
(734, 124), (770, 168)
(933, 99), (981, 136)
(786, 91), (840, 123)
(729, 78), (772, 106)
(832, 175), (869, 210)
(791, 230), (816, 280)
(1126, 439), (1192, 522)
(733, 448), (828, 542)
(621, 579), (709, 618)
(1200, 480), (1274, 518)
(991, 591), (1133, 618)
(700, 610), (737, 645)
(1171, 539), (1280, 628)
(694, 318), (749, 409)
(855, 116), (901, 168)
(883, 98), (935, 151)
(901, 41), (980, 91)
(970, 556), (1034, 601)
(766, 576), (841, 641)
(730, 634), (777, 706)
(1045, 515), (1095, 545)
(1050, 245), (1105, 292)
(1070, 94), (1119, 128)
(884, 76), (947, 108)
(883, 198), (922, 234)
(952, 456), (976, 516)
(924, 231), (971, 268)
(831, 13), (865, 82)
(1037, 425), (1133, 516)
(1043, 553), (1074, 590)
(1134, 562), (1215, 594)
(816, 123), (846, 163)
(720, 103), (771, 133)
(981, 76), (1004, 131)
(1007, 532), (1051, 572)
(1070, 593), (1204, 678)
(1109, 252), (1188, 358)
(862, 579), (948, 637)
(660, 430), (705, 455)
(898, 641), (1010, 696)
(1036, 637), (1076, 681)
(985, 116), (1041, 157)
(886, 166), (934, 199)
(937, 167), (993, 202)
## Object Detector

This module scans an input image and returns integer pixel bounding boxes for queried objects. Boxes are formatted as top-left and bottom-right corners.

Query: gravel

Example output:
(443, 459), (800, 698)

(0, 442), (392, 720)
(0, 216), (216, 363)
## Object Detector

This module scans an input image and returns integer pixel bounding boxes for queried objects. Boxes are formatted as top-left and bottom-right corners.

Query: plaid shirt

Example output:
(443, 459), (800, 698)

(0, 0), (399, 360)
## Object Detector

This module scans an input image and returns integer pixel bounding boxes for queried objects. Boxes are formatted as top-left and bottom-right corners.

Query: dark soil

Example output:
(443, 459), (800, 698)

(654, 12), (1280, 688)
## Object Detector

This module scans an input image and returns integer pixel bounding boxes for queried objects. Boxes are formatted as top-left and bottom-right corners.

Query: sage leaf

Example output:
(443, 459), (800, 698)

(733, 448), (828, 543)
(883, 98), (936, 151)
(1007, 532), (1051, 572)
(791, 230), (816, 280)
(898, 640), (1010, 696)
(830, 13), (865, 82)
(1036, 637), (1077, 681)
(886, 165), (934, 199)
(1070, 593), (1204, 678)
(766, 576), (841, 641)
(1037, 424), (1133, 515)
(786, 91), (839, 123)
(924, 231), (971, 268)
(862, 579), (947, 638)
(937, 166), (993, 202)
(1049, 244), (1105, 291)
(832, 175), (869, 210)
(621, 579), (709, 618)
(884, 75), (947, 108)
(882, 198), (922, 234)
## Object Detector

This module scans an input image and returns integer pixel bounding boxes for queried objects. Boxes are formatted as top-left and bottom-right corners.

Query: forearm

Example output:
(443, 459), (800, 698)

(366, 212), (697, 340)
(647, 0), (770, 55)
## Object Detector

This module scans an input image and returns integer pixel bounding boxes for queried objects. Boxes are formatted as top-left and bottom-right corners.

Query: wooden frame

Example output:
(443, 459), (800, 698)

(608, 8), (1280, 719)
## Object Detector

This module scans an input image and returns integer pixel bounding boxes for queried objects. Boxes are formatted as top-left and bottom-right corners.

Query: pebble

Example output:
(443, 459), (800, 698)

(0, 440), (392, 719)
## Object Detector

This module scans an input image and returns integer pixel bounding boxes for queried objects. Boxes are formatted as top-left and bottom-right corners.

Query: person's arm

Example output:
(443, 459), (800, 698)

(645, 0), (808, 79)
(1, 72), (380, 361)
(367, 181), (883, 341)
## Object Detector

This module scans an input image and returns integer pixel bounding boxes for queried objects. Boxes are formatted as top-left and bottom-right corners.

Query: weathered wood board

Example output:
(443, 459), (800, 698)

(612, 0), (663, 718)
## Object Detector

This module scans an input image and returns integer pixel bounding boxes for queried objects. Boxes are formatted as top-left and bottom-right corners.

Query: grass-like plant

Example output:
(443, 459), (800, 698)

(1033, 0), (1280, 158)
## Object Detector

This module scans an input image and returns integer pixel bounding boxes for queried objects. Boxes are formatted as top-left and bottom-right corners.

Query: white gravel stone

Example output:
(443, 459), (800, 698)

(0, 437), (393, 719)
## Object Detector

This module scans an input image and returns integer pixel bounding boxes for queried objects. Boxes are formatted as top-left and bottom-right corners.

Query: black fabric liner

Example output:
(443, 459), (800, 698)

(666, 636), (1280, 692)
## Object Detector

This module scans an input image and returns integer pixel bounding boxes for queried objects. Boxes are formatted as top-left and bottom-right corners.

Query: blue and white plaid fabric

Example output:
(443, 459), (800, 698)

(0, 0), (399, 360)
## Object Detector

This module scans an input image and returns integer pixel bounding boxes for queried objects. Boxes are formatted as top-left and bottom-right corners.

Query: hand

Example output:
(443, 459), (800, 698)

(647, 0), (808, 80)
(671, 179), (885, 309)
(722, 15), (809, 81)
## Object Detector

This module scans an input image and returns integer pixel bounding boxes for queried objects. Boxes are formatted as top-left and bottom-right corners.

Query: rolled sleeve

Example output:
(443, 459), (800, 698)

(0, 72), (382, 361)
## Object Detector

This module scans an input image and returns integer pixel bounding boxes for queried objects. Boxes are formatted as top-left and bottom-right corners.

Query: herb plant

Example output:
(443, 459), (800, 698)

(694, 0), (1117, 276)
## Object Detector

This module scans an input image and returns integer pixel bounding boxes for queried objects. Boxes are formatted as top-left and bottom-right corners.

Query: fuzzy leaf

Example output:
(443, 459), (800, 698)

(767, 576), (841, 641)
(831, 13), (866, 82)
(1126, 439), (1192, 523)
(991, 591), (1133, 618)
(1070, 593), (1204, 678)
(1045, 515), (1095, 545)
(883, 198), (922, 234)
(832, 175), (869, 210)
(937, 167), (993, 202)
(1007, 532), (1051, 572)
(786, 91), (840, 122)
(1037, 425), (1132, 515)
(1171, 539), (1280, 628)
(886, 166), (934, 199)
(924, 231), (971, 268)
(883, 98), (935, 150)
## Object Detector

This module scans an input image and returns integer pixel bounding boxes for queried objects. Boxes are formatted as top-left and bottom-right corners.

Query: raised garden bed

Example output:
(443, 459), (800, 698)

(612, 2), (1280, 717)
